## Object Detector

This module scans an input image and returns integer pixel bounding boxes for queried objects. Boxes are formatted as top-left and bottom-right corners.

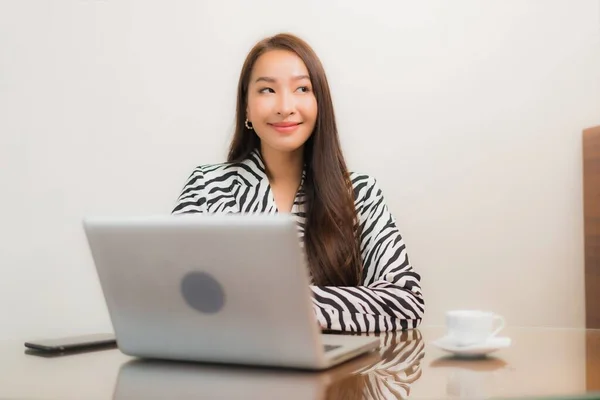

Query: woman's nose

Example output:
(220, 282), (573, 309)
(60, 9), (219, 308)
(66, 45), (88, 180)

(276, 91), (295, 117)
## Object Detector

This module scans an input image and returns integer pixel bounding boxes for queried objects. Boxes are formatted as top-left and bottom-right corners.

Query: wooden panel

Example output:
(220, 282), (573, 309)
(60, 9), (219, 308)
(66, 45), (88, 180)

(583, 125), (600, 329)
(588, 330), (600, 391)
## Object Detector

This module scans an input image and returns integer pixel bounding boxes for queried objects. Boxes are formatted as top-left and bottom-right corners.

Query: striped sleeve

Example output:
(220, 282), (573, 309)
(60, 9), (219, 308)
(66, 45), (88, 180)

(310, 176), (424, 333)
(171, 166), (207, 214)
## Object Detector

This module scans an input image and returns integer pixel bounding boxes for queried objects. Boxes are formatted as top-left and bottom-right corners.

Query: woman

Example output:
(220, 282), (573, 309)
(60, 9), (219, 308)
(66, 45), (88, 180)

(172, 33), (424, 333)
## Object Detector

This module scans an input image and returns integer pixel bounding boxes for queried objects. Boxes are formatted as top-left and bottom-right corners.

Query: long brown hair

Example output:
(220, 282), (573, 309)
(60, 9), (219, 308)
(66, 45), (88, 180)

(228, 33), (362, 286)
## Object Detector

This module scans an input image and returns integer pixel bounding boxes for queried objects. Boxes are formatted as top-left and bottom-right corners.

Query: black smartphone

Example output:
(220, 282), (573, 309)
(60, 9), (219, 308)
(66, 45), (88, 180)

(24, 333), (117, 352)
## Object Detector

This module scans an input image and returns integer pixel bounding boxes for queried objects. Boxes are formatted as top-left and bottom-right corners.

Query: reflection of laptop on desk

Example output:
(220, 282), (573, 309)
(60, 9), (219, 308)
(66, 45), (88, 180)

(83, 214), (380, 370)
(113, 350), (380, 400)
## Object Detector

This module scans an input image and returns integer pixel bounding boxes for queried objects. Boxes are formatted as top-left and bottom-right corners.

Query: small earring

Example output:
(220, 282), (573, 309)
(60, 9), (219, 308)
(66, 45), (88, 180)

(245, 118), (253, 130)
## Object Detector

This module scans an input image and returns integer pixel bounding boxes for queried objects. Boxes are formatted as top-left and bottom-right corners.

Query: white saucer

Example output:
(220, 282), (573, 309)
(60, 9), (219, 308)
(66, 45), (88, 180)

(432, 335), (511, 358)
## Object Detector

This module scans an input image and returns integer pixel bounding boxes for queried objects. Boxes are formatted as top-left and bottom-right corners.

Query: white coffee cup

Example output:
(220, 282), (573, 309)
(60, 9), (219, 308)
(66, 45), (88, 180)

(445, 310), (505, 347)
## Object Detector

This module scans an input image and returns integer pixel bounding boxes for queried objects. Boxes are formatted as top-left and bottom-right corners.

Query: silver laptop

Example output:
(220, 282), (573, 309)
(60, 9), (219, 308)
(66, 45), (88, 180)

(83, 214), (380, 370)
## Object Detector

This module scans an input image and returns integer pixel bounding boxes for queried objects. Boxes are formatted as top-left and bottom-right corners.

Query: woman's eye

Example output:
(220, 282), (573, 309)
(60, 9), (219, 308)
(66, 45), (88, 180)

(259, 87), (274, 94)
(297, 86), (310, 93)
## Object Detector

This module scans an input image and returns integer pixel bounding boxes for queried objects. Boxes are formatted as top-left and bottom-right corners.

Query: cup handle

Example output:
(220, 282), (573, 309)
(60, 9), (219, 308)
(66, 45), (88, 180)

(490, 315), (505, 338)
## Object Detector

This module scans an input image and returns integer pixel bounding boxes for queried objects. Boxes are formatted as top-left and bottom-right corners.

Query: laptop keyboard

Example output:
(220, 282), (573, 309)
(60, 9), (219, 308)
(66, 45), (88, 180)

(324, 344), (341, 352)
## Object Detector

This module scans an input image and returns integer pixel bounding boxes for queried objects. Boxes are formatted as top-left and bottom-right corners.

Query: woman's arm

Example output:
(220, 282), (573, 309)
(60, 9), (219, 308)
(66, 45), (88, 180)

(311, 175), (424, 332)
(172, 167), (207, 214)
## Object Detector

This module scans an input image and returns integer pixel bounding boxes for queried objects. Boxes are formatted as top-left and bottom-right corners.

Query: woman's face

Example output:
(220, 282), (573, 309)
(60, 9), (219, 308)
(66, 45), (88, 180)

(246, 50), (318, 156)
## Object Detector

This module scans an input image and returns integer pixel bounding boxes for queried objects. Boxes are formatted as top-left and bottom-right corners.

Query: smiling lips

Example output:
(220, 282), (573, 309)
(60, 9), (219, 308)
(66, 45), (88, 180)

(269, 122), (302, 134)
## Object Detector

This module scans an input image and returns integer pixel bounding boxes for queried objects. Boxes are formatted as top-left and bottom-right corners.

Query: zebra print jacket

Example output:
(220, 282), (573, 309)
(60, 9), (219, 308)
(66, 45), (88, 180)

(172, 149), (424, 332)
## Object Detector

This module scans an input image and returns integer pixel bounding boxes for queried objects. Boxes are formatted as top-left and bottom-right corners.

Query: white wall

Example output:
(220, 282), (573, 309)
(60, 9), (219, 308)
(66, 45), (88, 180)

(1, 0), (599, 341)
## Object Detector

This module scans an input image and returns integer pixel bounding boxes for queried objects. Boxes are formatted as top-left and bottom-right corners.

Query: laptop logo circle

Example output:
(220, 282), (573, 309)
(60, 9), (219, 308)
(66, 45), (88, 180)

(181, 272), (225, 314)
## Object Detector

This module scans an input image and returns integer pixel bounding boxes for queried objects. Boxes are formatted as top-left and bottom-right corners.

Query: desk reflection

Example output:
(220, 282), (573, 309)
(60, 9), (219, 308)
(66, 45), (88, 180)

(113, 330), (425, 399)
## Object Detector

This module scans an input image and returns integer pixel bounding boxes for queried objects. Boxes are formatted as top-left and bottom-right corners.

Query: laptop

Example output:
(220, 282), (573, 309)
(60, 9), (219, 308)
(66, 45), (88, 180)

(83, 214), (380, 370)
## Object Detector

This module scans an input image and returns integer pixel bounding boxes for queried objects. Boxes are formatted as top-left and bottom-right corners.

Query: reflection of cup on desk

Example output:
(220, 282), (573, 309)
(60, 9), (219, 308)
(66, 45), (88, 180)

(446, 310), (505, 346)
(431, 357), (507, 400)
(446, 369), (489, 399)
